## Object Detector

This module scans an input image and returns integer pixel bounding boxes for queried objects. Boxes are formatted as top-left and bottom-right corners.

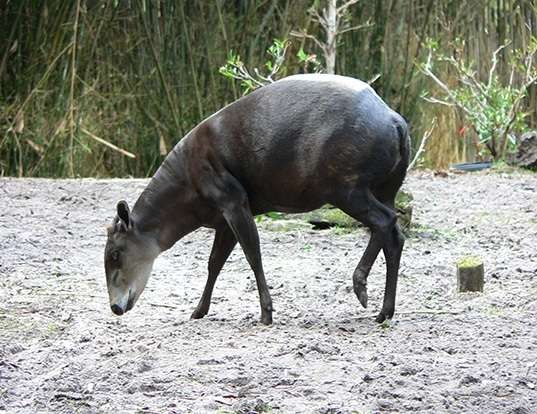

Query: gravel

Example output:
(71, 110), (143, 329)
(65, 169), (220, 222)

(0, 171), (536, 413)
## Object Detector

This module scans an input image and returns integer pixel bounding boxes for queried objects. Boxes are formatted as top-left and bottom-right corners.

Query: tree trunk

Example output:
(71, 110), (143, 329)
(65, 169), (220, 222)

(325, 0), (337, 74)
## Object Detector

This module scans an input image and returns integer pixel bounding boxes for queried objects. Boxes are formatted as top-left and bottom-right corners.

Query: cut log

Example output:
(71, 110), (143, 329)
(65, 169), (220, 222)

(457, 256), (484, 292)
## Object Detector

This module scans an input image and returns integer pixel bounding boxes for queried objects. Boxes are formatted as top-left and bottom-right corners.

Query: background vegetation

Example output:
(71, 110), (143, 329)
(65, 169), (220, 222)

(1, 0), (536, 177)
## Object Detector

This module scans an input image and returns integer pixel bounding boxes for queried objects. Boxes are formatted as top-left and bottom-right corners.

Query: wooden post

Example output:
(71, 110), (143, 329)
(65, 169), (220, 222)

(457, 256), (484, 292)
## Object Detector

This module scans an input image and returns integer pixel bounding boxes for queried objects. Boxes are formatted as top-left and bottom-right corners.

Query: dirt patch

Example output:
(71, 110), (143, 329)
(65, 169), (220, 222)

(1, 171), (536, 413)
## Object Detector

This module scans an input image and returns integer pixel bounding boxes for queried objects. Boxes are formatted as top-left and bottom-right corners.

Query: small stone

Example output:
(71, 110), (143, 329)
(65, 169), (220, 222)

(377, 399), (393, 409)
(137, 361), (152, 373)
(362, 373), (374, 382)
(459, 374), (480, 385)
(197, 358), (223, 365)
(8, 344), (24, 354)
(400, 366), (418, 376)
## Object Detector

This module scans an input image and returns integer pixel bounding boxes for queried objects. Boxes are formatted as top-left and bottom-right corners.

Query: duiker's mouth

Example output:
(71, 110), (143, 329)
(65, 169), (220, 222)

(126, 294), (135, 311)
(110, 289), (135, 316)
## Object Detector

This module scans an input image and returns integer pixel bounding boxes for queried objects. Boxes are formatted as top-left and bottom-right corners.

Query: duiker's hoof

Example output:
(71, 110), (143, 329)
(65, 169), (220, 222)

(260, 312), (273, 325)
(355, 288), (368, 308)
(375, 309), (394, 323)
(190, 309), (207, 319)
(353, 270), (368, 308)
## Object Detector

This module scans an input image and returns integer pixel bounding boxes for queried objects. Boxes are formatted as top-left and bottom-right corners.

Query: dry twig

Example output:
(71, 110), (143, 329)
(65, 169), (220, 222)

(408, 118), (437, 170)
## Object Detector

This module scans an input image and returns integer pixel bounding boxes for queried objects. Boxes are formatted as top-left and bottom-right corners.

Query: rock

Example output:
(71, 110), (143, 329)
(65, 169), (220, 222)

(296, 206), (358, 230)
(511, 407), (531, 414)
(395, 190), (414, 232)
(515, 131), (537, 169)
(196, 358), (223, 365)
(400, 366), (419, 376)
(273, 190), (413, 232)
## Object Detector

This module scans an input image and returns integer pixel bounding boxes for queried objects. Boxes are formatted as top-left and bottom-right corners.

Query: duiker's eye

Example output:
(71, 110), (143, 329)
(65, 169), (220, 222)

(111, 251), (120, 262)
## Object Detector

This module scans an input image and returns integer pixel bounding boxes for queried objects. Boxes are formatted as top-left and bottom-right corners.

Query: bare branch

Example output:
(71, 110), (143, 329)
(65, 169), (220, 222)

(419, 53), (473, 118)
(336, 0), (360, 16)
(422, 96), (456, 106)
(229, 63), (266, 88)
(488, 43), (510, 88)
(310, 7), (328, 28)
(456, 75), (487, 109)
(290, 30), (327, 53)
(267, 42), (290, 80)
(337, 21), (373, 35)
(408, 118), (437, 171)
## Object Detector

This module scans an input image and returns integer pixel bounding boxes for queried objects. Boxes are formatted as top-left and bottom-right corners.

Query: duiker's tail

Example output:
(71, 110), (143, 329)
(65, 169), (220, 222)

(396, 119), (411, 173)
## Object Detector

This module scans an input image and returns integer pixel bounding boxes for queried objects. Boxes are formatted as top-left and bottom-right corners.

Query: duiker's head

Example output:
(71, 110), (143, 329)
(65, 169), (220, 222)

(104, 201), (160, 316)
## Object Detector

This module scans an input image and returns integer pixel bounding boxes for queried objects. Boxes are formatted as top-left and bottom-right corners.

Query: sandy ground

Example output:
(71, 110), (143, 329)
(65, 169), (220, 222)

(1, 171), (536, 414)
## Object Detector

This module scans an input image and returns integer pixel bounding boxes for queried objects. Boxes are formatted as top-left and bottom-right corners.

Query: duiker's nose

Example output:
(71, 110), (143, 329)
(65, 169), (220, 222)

(111, 304), (125, 316)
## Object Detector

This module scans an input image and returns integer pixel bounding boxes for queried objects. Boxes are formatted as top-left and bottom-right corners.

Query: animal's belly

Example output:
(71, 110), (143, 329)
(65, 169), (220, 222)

(248, 186), (327, 215)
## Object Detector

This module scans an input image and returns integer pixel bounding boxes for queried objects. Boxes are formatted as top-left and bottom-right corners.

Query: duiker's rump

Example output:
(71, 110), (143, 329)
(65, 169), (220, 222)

(104, 74), (410, 325)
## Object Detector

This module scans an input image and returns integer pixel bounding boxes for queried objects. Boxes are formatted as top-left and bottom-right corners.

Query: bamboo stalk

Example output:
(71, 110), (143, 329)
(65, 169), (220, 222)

(68, 0), (81, 177)
(80, 127), (136, 159)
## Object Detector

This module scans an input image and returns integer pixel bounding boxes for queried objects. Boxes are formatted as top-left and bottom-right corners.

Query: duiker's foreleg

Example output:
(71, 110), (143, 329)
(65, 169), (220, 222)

(191, 224), (237, 319)
(200, 171), (273, 325)
(222, 202), (273, 325)
(335, 187), (397, 321)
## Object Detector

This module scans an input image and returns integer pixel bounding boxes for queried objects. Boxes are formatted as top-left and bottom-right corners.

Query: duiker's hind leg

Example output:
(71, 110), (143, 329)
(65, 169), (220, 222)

(191, 223), (237, 319)
(375, 195), (405, 323)
(334, 187), (397, 322)
(353, 231), (384, 308)
(376, 222), (405, 322)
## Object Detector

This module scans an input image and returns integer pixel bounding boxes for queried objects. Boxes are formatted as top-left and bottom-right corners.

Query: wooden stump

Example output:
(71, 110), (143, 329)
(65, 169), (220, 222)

(457, 256), (484, 292)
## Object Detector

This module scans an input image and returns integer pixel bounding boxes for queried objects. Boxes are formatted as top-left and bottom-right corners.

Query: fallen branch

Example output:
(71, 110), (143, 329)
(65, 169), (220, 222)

(147, 302), (178, 310)
(399, 309), (464, 316)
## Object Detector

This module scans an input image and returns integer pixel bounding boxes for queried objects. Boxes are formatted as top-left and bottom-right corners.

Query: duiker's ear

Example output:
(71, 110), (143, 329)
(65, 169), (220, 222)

(116, 200), (131, 229)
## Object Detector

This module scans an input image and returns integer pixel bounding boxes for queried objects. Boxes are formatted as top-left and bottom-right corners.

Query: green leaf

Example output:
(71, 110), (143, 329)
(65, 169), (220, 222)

(297, 48), (308, 62)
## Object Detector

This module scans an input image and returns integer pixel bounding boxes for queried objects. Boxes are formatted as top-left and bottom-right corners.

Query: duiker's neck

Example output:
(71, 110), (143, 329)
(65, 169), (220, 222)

(132, 140), (200, 251)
